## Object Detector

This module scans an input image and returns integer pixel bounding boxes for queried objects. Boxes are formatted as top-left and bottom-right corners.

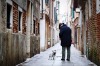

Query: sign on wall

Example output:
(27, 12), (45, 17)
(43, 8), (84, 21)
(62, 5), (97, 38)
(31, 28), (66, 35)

(96, 0), (100, 14)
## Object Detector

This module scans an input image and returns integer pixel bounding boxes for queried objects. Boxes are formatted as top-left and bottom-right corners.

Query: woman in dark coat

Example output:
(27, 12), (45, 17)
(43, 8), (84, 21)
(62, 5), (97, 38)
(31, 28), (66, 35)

(59, 23), (72, 61)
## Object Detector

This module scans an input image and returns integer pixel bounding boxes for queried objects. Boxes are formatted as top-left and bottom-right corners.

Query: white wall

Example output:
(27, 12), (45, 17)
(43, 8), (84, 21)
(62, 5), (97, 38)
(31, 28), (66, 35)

(26, 3), (31, 55)
(53, 24), (59, 44)
(40, 0), (46, 51)
(40, 15), (46, 51)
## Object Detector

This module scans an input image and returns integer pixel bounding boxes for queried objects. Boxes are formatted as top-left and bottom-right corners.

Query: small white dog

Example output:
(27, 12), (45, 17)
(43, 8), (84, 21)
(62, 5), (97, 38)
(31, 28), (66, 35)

(48, 50), (56, 60)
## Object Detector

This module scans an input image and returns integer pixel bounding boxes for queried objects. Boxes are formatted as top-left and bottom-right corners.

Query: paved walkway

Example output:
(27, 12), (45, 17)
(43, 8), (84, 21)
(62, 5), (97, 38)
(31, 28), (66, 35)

(17, 43), (97, 66)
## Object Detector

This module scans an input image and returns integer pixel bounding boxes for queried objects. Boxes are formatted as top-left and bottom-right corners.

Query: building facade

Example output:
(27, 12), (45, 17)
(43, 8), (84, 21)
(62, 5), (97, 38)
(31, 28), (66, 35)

(40, 0), (55, 51)
(71, 0), (100, 65)
(0, 0), (40, 66)
(27, 0), (40, 57)
(53, 0), (60, 45)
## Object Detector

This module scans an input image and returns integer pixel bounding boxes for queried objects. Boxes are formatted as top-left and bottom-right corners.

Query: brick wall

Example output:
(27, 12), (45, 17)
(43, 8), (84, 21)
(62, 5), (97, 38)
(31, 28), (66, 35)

(13, 2), (18, 33)
(86, 0), (100, 65)
(96, 14), (100, 41)
(22, 11), (26, 34)
(13, 1), (27, 34)
(96, 12), (100, 66)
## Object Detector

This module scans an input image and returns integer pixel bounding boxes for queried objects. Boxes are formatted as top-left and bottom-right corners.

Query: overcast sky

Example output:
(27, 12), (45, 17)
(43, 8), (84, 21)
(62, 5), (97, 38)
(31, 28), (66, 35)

(59, 0), (68, 15)
(59, 0), (68, 23)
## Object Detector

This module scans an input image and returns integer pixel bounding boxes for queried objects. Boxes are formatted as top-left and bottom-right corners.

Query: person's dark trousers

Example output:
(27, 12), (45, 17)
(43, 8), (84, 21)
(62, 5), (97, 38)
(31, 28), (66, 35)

(62, 46), (70, 60)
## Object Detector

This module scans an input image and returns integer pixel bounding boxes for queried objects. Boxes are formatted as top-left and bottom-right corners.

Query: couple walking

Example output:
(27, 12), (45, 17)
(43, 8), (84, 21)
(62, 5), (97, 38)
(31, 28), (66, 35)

(59, 23), (72, 61)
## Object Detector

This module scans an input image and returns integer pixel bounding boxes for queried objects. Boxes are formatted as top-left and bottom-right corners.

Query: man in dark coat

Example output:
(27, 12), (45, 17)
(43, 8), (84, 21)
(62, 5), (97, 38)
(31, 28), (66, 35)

(59, 23), (72, 61)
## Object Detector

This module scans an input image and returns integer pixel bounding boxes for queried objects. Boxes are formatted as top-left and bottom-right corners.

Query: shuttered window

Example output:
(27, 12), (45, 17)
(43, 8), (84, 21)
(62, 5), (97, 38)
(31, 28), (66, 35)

(18, 11), (22, 31)
(54, 7), (57, 23)
(7, 3), (12, 29)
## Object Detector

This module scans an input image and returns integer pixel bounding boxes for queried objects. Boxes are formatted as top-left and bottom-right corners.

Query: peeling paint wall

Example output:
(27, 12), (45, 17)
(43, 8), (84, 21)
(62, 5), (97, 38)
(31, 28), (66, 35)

(0, 32), (27, 66)
(0, 0), (40, 66)
(0, 0), (6, 33)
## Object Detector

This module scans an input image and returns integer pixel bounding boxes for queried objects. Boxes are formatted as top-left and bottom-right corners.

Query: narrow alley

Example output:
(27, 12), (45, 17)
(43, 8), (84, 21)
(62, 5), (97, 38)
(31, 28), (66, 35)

(0, 0), (100, 66)
(17, 43), (96, 66)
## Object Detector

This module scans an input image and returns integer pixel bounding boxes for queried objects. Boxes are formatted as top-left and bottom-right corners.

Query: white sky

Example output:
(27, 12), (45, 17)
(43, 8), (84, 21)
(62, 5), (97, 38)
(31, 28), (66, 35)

(59, 0), (68, 23)
(59, 0), (68, 15)
(58, 0), (72, 27)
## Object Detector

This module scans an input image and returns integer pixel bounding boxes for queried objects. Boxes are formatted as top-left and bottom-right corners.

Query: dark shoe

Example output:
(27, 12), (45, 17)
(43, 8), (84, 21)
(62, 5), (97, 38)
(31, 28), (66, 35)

(61, 59), (65, 61)
(66, 59), (70, 61)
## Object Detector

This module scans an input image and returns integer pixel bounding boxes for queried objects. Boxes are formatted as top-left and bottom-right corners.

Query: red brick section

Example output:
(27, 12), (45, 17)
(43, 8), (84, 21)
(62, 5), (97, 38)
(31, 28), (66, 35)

(86, 0), (100, 65)
(13, 2), (18, 33)
(93, 0), (100, 64)
(22, 11), (26, 34)
(96, 14), (100, 66)
(97, 14), (100, 41)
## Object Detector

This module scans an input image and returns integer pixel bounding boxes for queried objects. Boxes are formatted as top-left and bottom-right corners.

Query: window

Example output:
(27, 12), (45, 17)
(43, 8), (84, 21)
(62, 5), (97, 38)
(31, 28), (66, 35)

(71, 8), (74, 18)
(33, 20), (36, 34)
(45, 0), (49, 5)
(18, 7), (22, 32)
(7, 3), (12, 29)
(18, 11), (22, 31)
(30, 20), (33, 34)
(54, 7), (57, 23)
(96, 0), (100, 14)
(38, 23), (39, 34)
